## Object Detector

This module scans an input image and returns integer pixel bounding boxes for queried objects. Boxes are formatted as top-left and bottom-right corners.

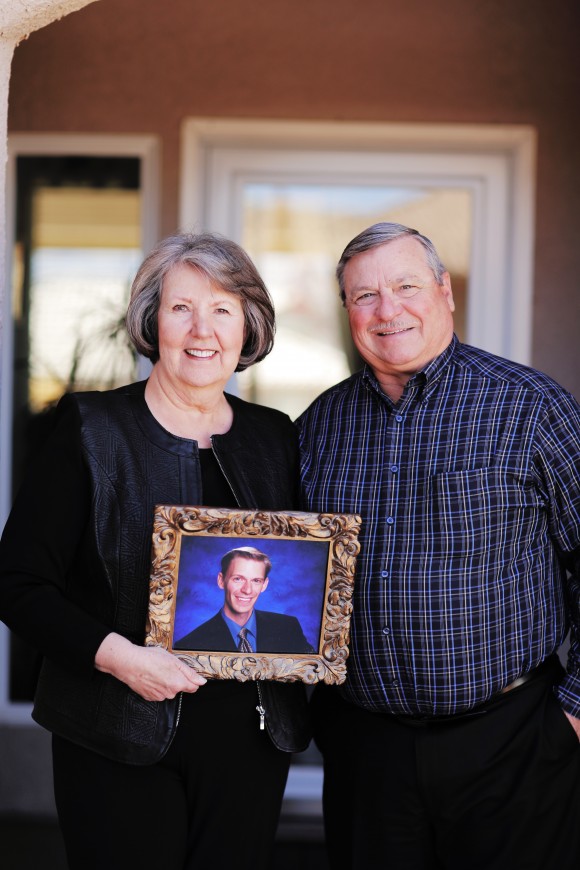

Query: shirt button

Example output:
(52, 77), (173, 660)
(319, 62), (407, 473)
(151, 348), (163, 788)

(390, 464), (398, 473)
(391, 678), (400, 687)
(386, 516), (394, 525)
(381, 626), (391, 636)
(395, 415), (403, 423)
(381, 570), (389, 578)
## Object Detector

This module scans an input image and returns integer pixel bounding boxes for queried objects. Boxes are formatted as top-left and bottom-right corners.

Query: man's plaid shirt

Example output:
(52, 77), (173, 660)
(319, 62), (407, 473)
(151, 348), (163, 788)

(297, 337), (580, 717)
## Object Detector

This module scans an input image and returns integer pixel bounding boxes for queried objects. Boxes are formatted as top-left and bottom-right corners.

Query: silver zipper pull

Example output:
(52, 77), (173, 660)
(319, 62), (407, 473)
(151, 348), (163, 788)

(256, 705), (266, 730)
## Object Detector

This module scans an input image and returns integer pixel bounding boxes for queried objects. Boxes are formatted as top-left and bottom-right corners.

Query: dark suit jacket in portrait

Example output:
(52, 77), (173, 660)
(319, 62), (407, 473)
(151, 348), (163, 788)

(174, 610), (314, 654)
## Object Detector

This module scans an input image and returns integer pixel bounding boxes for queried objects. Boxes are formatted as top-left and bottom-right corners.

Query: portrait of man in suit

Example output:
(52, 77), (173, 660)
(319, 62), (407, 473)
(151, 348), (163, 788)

(174, 546), (314, 654)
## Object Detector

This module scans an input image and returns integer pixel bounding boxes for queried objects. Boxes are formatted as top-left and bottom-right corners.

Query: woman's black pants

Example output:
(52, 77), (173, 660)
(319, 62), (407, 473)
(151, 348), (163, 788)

(52, 681), (290, 870)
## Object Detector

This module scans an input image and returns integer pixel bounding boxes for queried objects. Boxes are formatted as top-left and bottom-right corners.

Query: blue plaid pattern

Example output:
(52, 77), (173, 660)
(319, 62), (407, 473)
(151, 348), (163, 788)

(297, 337), (580, 717)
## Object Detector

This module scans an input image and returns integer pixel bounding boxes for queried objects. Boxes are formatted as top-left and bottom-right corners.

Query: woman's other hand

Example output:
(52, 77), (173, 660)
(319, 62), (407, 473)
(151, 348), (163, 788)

(95, 632), (207, 701)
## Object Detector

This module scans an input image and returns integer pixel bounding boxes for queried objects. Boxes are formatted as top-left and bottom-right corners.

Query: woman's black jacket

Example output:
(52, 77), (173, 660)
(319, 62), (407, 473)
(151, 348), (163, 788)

(0, 381), (311, 764)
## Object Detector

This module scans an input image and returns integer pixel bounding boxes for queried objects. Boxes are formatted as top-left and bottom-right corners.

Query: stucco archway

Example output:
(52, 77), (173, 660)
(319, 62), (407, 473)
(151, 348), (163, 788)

(0, 0), (101, 372)
(0, 0), (101, 816)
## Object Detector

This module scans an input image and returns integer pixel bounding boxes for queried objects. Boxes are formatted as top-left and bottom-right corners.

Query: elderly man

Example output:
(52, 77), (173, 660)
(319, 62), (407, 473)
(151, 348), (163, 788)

(297, 222), (580, 870)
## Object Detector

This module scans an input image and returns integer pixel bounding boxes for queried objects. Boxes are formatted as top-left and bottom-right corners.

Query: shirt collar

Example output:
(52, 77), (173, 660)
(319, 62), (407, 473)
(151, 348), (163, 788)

(362, 334), (459, 404)
(221, 608), (258, 648)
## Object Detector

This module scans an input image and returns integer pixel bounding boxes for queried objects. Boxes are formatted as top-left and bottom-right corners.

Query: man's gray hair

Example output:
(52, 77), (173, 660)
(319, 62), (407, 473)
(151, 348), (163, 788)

(336, 222), (447, 303)
(125, 232), (275, 371)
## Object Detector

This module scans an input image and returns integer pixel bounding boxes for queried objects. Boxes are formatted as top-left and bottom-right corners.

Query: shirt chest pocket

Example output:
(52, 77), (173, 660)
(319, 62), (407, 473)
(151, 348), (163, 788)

(427, 467), (544, 557)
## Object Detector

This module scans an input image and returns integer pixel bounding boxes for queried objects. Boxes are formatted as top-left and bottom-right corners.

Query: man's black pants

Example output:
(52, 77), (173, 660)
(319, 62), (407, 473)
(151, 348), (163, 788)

(312, 662), (580, 870)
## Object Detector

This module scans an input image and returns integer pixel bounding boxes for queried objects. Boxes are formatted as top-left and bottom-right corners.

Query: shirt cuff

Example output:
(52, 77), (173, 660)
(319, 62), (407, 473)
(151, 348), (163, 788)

(555, 671), (580, 719)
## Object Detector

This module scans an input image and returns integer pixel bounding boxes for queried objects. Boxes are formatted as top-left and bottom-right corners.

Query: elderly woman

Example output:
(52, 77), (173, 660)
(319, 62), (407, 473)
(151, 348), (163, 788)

(0, 233), (310, 870)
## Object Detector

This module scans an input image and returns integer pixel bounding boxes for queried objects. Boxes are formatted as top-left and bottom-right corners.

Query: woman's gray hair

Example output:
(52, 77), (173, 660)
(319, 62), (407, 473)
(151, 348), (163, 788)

(336, 222), (447, 303)
(125, 232), (275, 371)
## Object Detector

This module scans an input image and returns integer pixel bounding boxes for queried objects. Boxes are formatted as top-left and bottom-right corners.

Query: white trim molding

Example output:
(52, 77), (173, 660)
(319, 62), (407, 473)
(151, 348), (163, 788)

(180, 118), (536, 365)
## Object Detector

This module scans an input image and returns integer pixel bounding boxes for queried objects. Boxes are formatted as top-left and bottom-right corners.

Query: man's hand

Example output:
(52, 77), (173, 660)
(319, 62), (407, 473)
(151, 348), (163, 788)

(564, 711), (580, 741)
(95, 632), (207, 701)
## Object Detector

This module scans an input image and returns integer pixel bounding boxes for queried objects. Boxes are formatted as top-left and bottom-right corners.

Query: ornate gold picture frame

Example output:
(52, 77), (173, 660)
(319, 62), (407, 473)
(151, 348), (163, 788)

(145, 505), (361, 685)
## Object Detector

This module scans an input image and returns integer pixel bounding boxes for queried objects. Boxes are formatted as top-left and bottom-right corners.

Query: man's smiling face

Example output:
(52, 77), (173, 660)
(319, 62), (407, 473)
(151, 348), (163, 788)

(344, 236), (455, 395)
(218, 556), (269, 626)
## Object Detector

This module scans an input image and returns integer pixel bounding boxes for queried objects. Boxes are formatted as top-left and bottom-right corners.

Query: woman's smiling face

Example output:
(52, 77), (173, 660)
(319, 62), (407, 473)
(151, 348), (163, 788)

(156, 262), (246, 394)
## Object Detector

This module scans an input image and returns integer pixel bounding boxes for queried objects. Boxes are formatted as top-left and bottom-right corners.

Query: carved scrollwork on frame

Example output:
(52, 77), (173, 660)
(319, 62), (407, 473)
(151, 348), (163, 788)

(145, 506), (361, 684)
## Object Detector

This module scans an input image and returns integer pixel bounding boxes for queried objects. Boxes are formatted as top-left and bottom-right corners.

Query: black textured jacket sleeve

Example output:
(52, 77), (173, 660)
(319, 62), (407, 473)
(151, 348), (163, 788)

(0, 396), (112, 678)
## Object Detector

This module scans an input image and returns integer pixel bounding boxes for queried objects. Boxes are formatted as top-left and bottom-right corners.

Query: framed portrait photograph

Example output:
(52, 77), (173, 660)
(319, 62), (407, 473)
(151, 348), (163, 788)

(145, 505), (361, 684)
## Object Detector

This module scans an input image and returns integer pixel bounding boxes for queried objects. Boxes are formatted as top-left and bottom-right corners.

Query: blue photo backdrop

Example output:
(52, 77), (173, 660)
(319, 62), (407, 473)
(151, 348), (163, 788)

(173, 535), (330, 651)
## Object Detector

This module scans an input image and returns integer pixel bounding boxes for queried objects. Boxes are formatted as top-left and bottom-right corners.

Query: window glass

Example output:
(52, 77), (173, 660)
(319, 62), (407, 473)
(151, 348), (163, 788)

(239, 183), (471, 419)
(9, 156), (141, 701)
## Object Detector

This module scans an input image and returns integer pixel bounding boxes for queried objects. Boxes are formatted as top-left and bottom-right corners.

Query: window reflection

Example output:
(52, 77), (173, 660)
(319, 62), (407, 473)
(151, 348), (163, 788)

(9, 156), (141, 702)
(241, 183), (471, 419)
(12, 157), (141, 493)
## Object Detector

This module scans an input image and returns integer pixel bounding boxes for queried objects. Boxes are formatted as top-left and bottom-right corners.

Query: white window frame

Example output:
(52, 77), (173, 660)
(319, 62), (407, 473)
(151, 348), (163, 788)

(180, 118), (536, 363)
(0, 133), (160, 723)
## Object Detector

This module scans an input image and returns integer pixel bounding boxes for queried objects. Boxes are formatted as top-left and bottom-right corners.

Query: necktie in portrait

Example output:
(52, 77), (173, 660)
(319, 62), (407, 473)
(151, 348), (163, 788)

(238, 627), (253, 652)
